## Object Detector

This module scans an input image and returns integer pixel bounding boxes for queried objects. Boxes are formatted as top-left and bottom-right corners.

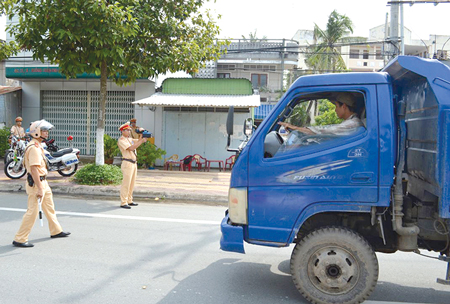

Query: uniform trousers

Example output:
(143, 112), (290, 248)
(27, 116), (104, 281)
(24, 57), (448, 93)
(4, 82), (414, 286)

(14, 180), (62, 243)
(120, 160), (137, 206)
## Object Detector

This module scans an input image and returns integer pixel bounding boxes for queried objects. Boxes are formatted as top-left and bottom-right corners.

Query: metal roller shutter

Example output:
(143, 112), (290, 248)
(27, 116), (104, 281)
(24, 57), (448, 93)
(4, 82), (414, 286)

(42, 90), (134, 155)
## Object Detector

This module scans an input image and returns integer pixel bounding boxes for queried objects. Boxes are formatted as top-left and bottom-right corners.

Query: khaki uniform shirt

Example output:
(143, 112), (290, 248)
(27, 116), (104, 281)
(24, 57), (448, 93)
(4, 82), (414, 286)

(24, 139), (48, 176)
(118, 136), (137, 161)
(11, 125), (25, 138)
(130, 126), (141, 139)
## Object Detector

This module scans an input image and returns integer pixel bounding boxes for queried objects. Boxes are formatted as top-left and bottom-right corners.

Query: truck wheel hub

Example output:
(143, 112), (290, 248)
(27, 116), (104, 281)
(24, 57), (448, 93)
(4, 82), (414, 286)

(308, 247), (359, 294)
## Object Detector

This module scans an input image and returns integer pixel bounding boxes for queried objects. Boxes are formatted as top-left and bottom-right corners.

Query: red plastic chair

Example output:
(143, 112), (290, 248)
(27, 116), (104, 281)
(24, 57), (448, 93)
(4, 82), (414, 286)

(181, 155), (195, 171)
(192, 154), (207, 171)
(224, 155), (236, 171)
(163, 154), (184, 171)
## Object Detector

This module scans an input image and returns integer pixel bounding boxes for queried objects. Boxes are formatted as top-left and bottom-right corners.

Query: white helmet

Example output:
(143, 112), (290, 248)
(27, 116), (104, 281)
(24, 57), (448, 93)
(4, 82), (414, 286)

(28, 120), (54, 139)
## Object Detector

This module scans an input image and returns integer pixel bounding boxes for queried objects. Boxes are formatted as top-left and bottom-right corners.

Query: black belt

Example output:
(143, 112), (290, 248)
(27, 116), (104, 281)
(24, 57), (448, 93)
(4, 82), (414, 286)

(121, 158), (136, 164)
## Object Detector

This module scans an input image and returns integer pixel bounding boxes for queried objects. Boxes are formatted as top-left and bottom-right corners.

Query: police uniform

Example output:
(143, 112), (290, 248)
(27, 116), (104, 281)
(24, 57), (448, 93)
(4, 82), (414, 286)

(13, 139), (63, 244)
(10, 125), (25, 138)
(130, 118), (141, 139)
(118, 124), (138, 208)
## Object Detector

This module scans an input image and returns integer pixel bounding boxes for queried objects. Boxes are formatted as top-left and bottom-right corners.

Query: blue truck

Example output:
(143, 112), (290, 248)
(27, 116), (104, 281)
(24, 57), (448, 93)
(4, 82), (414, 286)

(220, 56), (450, 304)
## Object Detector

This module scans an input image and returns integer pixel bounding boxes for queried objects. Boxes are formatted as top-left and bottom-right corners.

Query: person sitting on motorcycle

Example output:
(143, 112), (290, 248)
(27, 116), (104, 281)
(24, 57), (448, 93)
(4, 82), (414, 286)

(10, 116), (26, 139)
(12, 119), (70, 248)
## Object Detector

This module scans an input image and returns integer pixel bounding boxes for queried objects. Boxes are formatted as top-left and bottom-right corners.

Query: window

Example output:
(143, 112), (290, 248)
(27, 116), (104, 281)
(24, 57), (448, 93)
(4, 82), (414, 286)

(251, 74), (267, 88)
(263, 91), (366, 158)
(363, 62), (368, 66)
(350, 49), (359, 59)
(244, 65), (276, 71)
(363, 50), (369, 59)
(376, 50), (383, 60)
(217, 64), (236, 71)
(217, 73), (230, 78)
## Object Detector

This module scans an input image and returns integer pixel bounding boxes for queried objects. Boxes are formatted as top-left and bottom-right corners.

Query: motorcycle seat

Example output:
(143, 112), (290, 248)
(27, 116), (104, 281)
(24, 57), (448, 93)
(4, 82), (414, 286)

(52, 148), (73, 157)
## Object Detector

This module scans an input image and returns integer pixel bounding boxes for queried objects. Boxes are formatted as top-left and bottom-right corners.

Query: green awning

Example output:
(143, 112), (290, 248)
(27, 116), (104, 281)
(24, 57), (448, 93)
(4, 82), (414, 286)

(162, 78), (253, 95)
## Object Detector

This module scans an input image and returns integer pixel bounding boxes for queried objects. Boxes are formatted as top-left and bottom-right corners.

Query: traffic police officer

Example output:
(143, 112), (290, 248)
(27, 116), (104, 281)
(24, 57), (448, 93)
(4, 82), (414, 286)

(118, 122), (147, 209)
(10, 116), (26, 139)
(12, 120), (70, 248)
(129, 118), (143, 139)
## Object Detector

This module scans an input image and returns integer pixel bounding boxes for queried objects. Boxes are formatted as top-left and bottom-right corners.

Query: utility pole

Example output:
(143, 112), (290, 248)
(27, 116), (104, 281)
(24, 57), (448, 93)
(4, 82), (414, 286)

(389, 2), (400, 59)
(388, 1), (450, 59)
(280, 39), (285, 93)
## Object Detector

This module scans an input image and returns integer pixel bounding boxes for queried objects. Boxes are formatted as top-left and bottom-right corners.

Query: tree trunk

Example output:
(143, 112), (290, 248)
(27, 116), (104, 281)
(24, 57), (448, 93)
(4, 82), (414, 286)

(95, 60), (108, 166)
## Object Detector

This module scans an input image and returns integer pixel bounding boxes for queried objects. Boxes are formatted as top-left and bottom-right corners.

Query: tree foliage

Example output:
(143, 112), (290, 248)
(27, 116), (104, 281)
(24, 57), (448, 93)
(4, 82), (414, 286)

(314, 100), (342, 126)
(0, 40), (18, 61)
(1, 0), (225, 83)
(1, 0), (226, 165)
(306, 10), (353, 72)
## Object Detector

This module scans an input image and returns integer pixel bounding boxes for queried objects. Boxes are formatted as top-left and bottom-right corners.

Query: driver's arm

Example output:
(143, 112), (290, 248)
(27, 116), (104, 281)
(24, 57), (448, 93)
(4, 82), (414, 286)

(278, 122), (315, 135)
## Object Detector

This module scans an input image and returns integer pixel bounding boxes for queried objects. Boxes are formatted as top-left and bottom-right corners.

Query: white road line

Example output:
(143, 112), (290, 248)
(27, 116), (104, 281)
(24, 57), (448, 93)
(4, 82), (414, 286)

(0, 207), (218, 225)
(365, 302), (429, 304)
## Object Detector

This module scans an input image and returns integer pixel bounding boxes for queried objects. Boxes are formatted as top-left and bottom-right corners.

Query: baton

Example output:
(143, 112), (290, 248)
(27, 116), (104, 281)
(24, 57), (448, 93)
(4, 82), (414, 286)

(38, 197), (43, 227)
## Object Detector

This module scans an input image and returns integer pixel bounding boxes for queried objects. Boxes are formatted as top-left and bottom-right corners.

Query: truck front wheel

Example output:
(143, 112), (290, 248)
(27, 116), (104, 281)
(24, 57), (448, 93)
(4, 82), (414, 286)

(290, 226), (378, 304)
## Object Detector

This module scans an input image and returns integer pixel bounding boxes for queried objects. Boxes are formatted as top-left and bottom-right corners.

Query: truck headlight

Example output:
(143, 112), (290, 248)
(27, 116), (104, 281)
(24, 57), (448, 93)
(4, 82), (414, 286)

(228, 187), (248, 225)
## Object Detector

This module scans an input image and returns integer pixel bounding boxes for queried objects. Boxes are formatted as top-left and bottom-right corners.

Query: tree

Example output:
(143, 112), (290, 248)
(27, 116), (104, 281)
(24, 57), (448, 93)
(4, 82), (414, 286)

(314, 100), (342, 126)
(307, 10), (353, 72)
(241, 29), (267, 42)
(0, 40), (18, 61)
(1, 0), (226, 165)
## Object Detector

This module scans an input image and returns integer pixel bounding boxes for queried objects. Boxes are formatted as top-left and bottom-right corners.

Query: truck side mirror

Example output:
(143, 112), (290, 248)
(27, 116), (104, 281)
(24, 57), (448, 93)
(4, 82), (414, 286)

(226, 106), (234, 147)
(244, 118), (254, 138)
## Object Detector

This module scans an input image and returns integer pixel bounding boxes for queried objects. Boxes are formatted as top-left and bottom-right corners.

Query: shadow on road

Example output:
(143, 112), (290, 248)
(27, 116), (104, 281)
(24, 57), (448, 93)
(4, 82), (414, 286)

(156, 258), (450, 304)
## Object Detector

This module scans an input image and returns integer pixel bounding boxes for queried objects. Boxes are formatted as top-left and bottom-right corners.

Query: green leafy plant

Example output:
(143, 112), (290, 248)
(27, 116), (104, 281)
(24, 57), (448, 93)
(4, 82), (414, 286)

(314, 100), (342, 126)
(74, 164), (123, 185)
(0, 127), (11, 157)
(137, 142), (166, 168)
(104, 134), (120, 161)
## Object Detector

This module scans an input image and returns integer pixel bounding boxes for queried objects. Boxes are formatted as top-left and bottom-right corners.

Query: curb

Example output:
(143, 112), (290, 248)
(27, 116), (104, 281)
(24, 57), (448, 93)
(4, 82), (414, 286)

(0, 182), (228, 206)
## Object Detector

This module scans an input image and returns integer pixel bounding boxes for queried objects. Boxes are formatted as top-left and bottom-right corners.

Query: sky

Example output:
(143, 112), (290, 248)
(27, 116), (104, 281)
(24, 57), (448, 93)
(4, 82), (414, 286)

(2, 0), (450, 83)
(2, 0), (450, 41)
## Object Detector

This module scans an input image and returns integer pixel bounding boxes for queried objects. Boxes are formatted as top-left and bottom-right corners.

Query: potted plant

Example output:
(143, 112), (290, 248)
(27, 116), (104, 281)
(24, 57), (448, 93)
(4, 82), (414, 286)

(137, 142), (166, 169)
(103, 134), (120, 164)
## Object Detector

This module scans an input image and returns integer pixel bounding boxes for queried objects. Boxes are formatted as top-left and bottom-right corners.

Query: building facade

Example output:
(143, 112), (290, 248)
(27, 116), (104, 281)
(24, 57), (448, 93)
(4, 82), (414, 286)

(4, 18), (154, 155)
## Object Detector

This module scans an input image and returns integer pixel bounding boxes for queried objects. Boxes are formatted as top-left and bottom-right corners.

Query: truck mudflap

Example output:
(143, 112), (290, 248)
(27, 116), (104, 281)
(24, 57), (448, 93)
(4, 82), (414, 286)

(220, 213), (245, 254)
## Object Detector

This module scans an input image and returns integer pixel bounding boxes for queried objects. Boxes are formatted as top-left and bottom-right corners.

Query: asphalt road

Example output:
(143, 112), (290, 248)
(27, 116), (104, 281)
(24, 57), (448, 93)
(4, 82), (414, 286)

(0, 193), (449, 304)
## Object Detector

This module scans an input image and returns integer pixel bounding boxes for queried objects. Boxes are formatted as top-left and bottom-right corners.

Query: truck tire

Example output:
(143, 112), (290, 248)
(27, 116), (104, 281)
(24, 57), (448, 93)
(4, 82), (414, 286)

(290, 226), (378, 304)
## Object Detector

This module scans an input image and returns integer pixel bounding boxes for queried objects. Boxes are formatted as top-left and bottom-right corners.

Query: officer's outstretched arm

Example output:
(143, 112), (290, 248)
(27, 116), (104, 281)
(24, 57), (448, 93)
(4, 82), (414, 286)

(127, 137), (147, 151)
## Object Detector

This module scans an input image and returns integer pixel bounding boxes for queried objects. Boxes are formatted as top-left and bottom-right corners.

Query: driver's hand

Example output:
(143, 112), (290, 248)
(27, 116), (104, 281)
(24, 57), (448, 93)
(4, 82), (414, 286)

(278, 121), (292, 131)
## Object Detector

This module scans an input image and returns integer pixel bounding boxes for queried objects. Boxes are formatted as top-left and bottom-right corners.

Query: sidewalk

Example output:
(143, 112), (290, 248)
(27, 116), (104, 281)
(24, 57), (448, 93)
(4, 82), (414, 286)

(0, 162), (231, 205)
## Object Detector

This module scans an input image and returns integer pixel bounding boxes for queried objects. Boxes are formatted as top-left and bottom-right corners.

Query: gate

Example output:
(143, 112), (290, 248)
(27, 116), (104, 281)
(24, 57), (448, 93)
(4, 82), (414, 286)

(42, 90), (134, 155)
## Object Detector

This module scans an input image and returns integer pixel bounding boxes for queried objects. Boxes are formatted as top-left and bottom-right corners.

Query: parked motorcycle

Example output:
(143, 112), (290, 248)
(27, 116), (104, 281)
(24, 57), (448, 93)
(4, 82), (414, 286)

(4, 135), (27, 164)
(4, 137), (80, 179)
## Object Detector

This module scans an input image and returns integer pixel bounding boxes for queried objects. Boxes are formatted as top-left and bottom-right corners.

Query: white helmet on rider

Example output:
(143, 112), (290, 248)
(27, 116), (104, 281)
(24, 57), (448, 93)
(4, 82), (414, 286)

(28, 120), (54, 139)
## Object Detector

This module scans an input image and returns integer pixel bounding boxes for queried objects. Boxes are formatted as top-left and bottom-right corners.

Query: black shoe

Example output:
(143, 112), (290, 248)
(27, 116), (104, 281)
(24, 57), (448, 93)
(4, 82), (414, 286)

(51, 231), (71, 238)
(12, 241), (34, 248)
(129, 203), (138, 206)
(120, 205), (131, 209)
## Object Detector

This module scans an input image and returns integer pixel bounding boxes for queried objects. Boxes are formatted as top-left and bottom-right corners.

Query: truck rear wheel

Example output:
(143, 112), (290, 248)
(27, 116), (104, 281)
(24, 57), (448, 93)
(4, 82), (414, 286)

(290, 226), (378, 304)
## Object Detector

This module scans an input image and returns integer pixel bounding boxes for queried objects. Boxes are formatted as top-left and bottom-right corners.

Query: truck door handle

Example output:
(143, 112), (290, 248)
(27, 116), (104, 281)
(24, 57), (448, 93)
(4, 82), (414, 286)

(351, 173), (374, 183)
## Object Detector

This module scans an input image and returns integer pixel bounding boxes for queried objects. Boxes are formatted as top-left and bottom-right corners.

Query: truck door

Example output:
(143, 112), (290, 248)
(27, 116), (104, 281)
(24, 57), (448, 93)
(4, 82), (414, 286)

(247, 87), (379, 244)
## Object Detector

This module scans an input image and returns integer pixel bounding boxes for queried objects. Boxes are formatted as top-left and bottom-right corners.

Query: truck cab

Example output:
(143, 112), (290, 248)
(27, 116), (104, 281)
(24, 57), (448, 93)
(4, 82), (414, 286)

(220, 56), (450, 304)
